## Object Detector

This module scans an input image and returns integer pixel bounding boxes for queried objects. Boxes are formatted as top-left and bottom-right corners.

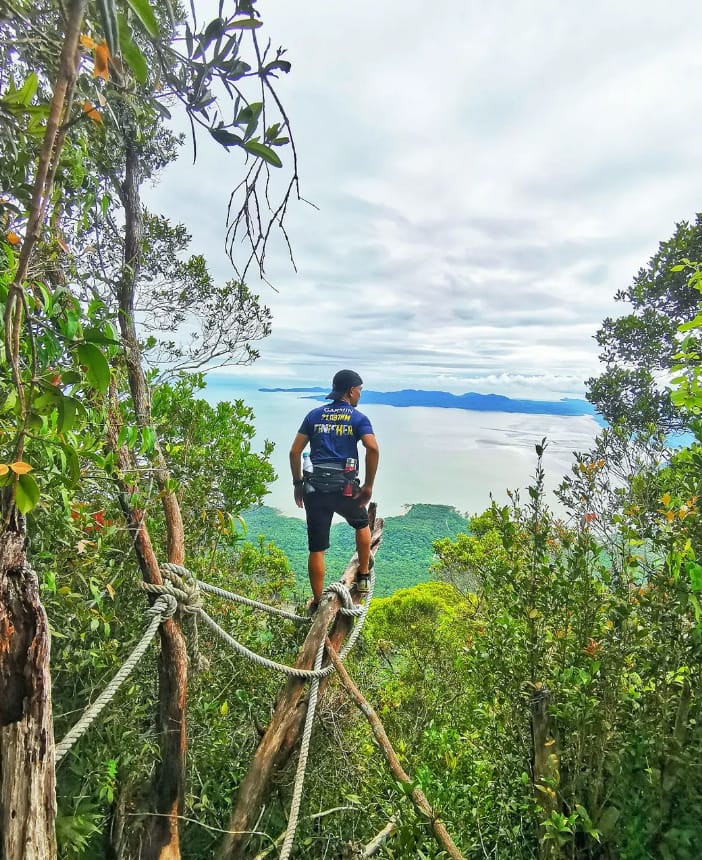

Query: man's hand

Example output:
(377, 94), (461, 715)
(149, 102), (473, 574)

(355, 484), (373, 506)
(294, 485), (305, 508)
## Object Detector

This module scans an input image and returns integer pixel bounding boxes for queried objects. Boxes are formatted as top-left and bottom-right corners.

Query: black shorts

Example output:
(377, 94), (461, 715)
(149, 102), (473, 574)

(303, 491), (369, 552)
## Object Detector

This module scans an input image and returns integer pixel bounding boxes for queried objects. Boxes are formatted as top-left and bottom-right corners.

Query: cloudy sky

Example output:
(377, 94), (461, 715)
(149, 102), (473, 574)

(147, 0), (702, 399)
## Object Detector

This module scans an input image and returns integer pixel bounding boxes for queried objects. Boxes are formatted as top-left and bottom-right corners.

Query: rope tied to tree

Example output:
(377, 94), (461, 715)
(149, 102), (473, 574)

(139, 577), (201, 613)
(138, 563), (373, 684)
(55, 593), (177, 764)
(139, 568), (207, 669)
(161, 561), (312, 624)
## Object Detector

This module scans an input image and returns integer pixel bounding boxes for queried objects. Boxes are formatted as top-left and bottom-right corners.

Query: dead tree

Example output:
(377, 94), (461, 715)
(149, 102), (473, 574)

(219, 506), (384, 859)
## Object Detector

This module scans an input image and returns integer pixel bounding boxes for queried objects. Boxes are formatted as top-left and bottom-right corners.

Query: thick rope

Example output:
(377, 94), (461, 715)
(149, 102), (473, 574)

(140, 578), (197, 608)
(55, 594), (177, 764)
(193, 607), (333, 679)
(191, 566), (375, 680)
(161, 562), (310, 624)
(141, 560), (373, 680)
(279, 638), (325, 860)
(279, 562), (377, 859)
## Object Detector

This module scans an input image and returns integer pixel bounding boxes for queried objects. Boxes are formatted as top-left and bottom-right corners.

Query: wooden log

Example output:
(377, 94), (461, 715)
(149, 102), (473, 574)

(219, 505), (383, 859)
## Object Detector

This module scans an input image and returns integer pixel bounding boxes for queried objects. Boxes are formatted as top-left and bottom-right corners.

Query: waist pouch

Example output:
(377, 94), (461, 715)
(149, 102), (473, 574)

(307, 463), (358, 494)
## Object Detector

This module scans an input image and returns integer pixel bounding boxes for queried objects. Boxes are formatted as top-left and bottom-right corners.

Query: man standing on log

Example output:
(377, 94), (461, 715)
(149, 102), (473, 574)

(290, 369), (380, 610)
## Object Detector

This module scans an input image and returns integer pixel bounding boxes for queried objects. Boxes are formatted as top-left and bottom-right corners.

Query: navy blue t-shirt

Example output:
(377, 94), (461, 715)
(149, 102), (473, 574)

(298, 401), (374, 467)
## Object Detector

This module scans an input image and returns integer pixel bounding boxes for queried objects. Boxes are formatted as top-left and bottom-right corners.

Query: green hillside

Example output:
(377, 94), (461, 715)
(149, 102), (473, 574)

(241, 503), (470, 598)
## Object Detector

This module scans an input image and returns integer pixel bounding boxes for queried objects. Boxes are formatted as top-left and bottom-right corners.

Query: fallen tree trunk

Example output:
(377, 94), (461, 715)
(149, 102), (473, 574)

(219, 505), (383, 859)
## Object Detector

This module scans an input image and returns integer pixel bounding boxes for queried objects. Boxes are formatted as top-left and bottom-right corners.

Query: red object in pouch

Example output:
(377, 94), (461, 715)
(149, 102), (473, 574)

(343, 457), (355, 497)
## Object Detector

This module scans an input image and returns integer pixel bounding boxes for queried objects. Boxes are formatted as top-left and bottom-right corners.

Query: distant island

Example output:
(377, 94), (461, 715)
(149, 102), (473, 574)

(258, 386), (602, 420)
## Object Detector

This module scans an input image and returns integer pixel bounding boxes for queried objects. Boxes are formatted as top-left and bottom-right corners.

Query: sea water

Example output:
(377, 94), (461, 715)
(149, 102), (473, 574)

(204, 377), (601, 520)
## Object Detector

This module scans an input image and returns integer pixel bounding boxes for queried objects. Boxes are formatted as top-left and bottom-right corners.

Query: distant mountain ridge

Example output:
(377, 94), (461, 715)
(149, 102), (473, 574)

(259, 386), (600, 419)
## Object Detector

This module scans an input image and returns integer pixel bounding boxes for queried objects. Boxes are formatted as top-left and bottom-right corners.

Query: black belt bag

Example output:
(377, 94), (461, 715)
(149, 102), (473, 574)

(307, 463), (358, 494)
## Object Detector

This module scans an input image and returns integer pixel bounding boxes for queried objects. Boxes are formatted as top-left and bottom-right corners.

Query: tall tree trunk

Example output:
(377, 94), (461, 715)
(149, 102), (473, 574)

(0, 2), (86, 856)
(0, 519), (57, 860)
(220, 508), (383, 859)
(116, 138), (188, 860)
(105, 401), (188, 860)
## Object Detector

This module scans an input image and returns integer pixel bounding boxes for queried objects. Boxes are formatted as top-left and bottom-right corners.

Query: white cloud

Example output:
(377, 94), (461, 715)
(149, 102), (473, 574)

(145, 0), (702, 401)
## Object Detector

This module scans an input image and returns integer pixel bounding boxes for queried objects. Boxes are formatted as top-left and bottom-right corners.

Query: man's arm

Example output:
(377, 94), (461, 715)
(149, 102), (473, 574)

(289, 432), (309, 508)
(357, 433), (379, 505)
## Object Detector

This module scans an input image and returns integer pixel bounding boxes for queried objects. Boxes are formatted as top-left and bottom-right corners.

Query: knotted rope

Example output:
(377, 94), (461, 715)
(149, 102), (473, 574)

(162, 562), (310, 624)
(55, 553), (376, 860)
(55, 594), (177, 764)
(142, 564), (373, 680)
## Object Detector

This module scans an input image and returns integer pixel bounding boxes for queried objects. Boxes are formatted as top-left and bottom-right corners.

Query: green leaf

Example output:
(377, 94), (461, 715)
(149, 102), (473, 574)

(237, 101), (262, 124)
(2, 72), (39, 106)
(237, 101), (263, 140)
(264, 59), (291, 74)
(76, 342), (110, 393)
(230, 18), (262, 29)
(15, 472), (40, 514)
(118, 15), (149, 84)
(140, 426), (156, 455)
(201, 16), (225, 48)
(58, 396), (79, 434)
(62, 310), (79, 340)
(210, 127), (243, 148)
(61, 443), (80, 486)
(153, 100), (172, 120)
(61, 370), (82, 385)
(688, 562), (702, 592)
(83, 325), (120, 345)
(678, 314), (702, 332)
(126, 0), (159, 38)
(219, 59), (251, 79)
(36, 282), (53, 315)
(33, 390), (62, 413)
(244, 140), (282, 168)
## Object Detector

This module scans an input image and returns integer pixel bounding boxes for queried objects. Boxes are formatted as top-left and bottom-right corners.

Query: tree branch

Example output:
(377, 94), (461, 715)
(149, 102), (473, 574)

(326, 642), (466, 860)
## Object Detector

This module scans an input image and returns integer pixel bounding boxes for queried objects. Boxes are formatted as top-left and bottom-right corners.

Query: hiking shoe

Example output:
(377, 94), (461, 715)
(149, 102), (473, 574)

(356, 554), (374, 595)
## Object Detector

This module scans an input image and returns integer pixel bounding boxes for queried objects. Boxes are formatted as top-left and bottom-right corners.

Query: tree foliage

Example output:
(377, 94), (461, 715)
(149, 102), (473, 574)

(586, 215), (702, 431)
(0, 0), (300, 856)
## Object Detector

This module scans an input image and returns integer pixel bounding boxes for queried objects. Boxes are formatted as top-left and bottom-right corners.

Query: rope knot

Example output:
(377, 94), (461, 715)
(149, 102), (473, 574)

(324, 581), (363, 617)
(147, 593), (178, 620)
(160, 562), (202, 612)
